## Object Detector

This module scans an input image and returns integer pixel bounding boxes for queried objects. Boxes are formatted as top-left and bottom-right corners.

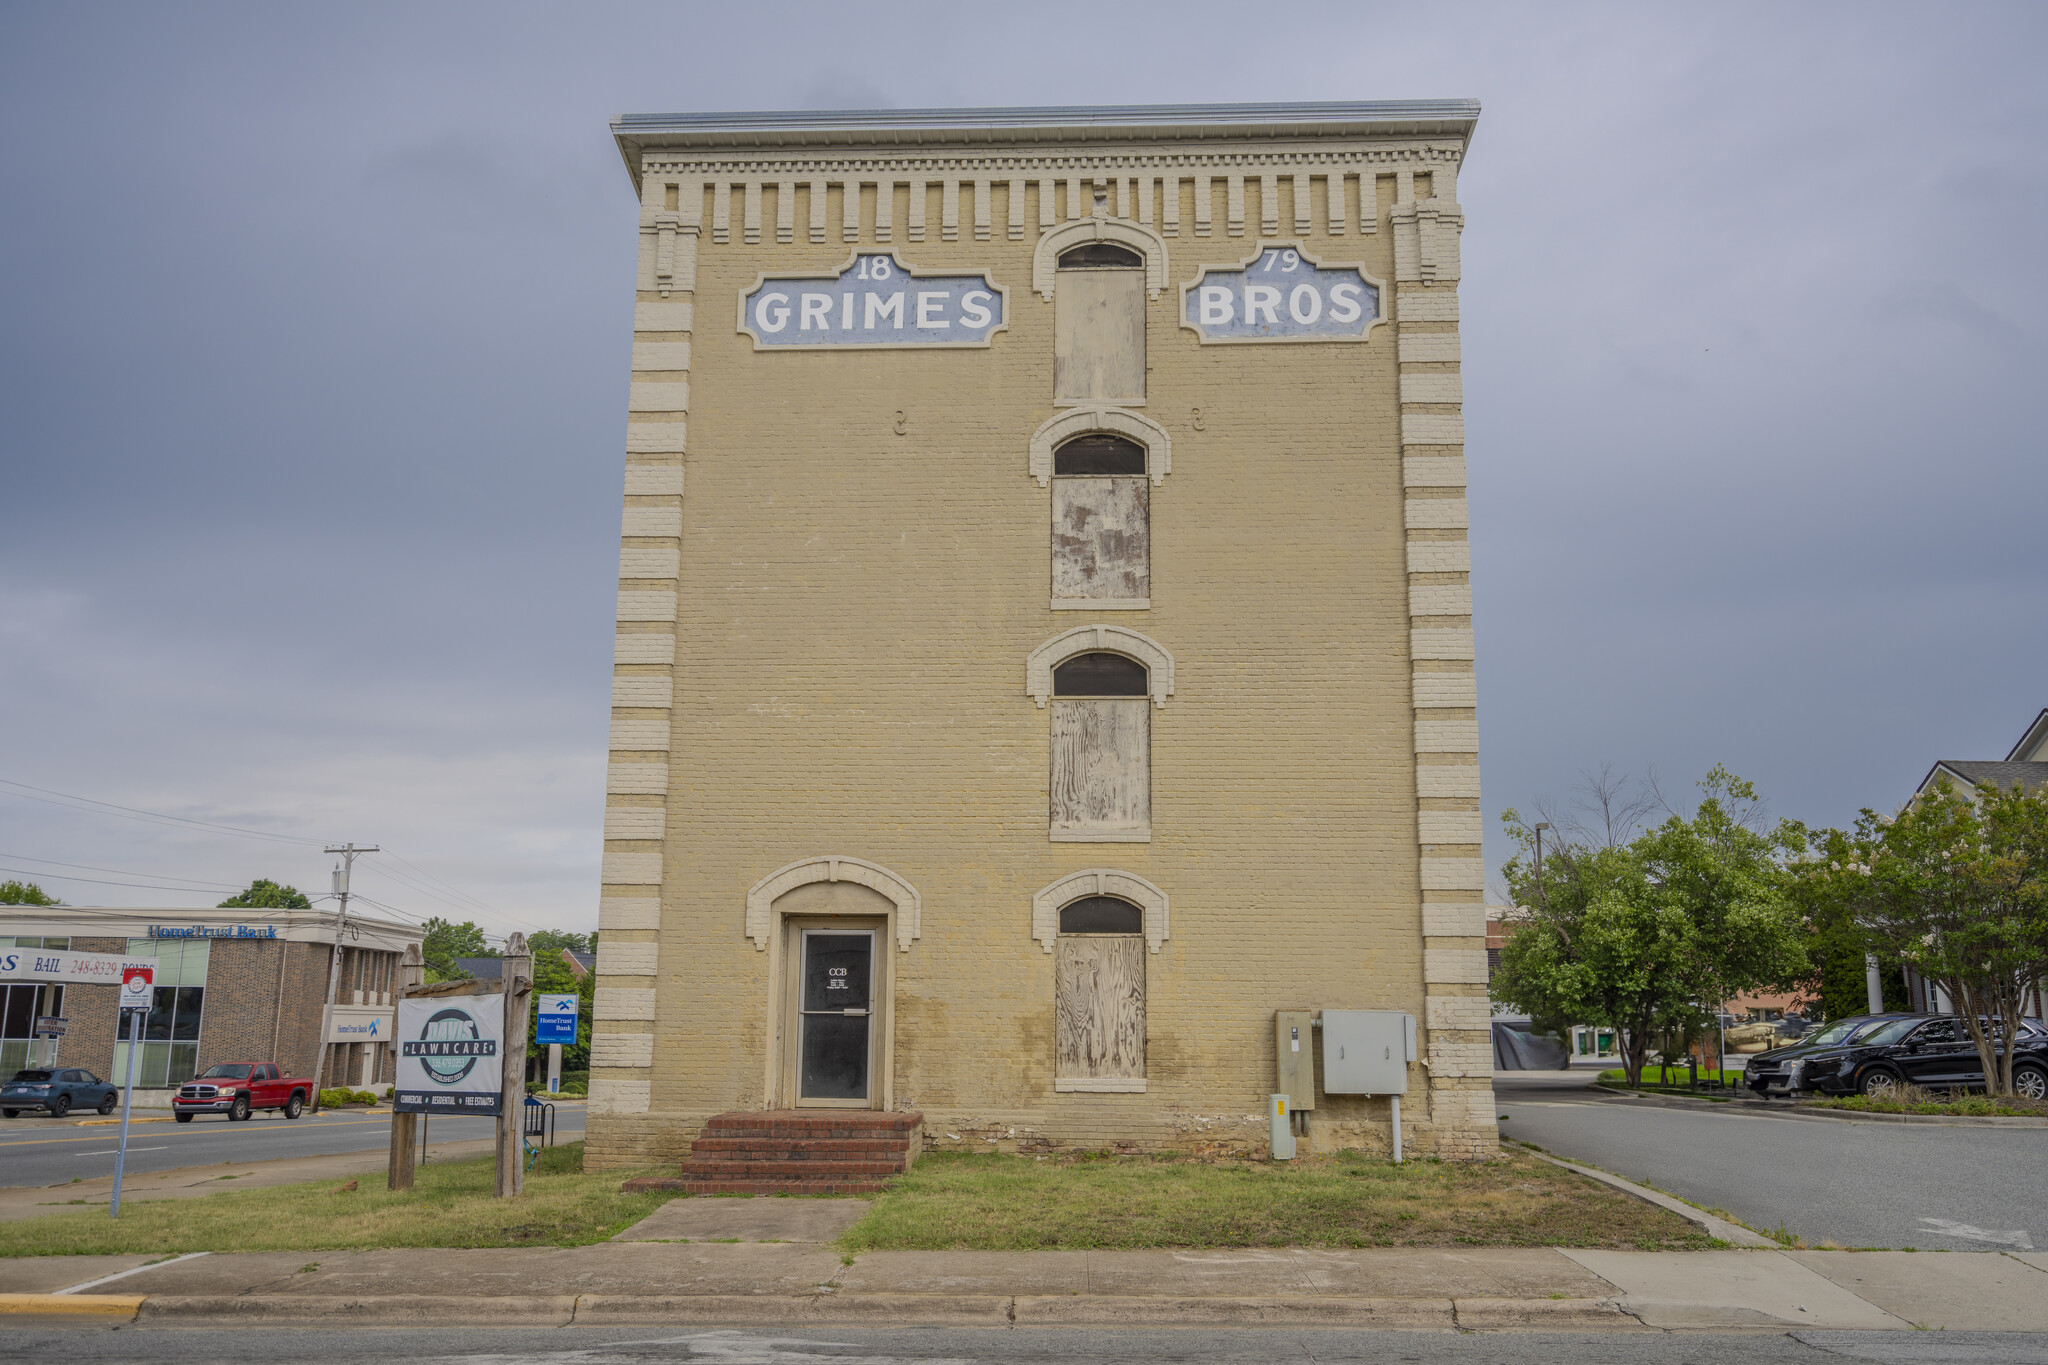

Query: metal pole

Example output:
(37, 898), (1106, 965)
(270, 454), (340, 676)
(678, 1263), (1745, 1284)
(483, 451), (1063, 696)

(310, 844), (378, 1112)
(1390, 1094), (1403, 1165)
(109, 1009), (142, 1218)
(547, 1043), (562, 1095)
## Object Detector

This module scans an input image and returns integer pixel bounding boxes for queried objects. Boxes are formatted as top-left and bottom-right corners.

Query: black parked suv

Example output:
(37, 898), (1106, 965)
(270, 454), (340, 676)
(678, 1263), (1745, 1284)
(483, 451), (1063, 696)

(1745, 1013), (2048, 1100)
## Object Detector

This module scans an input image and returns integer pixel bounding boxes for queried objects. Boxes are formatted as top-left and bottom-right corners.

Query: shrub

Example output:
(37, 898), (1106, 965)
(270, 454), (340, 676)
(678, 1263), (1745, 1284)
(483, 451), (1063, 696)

(318, 1088), (380, 1107)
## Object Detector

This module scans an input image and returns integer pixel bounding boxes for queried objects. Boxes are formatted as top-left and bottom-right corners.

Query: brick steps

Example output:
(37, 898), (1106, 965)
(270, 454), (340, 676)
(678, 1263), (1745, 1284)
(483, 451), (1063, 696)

(623, 1176), (893, 1196)
(690, 1137), (909, 1159)
(630, 1110), (923, 1197)
(678, 1158), (906, 1178)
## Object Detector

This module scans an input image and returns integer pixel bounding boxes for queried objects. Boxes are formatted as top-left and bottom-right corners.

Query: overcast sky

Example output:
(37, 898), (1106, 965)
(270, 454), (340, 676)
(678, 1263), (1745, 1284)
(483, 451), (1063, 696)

(3, 3), (2044, 940)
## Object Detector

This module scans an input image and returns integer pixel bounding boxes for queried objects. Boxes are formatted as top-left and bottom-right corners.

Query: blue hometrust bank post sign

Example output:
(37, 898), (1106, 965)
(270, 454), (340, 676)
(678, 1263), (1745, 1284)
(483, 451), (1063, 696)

(739, 253), (1008, 349)
(535, 993), (579, 1046)
(1179, 244), (1385, 344)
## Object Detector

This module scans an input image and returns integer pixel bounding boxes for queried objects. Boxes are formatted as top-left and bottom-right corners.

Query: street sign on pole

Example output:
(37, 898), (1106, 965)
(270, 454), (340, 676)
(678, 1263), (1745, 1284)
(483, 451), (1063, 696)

(110, 965), (153, 1218)
(535, 994), (578, 1045)
(536, 993), (577, 1096)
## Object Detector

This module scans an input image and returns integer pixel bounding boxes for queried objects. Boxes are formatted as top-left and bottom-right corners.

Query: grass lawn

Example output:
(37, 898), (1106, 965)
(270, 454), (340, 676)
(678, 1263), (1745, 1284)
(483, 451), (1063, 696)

(1598, 1067), (1746, 1088)
(837, 1148), (1714, 1252)
(0, 1142), (675, 1257)
(1805, 1091), (2048, 1118)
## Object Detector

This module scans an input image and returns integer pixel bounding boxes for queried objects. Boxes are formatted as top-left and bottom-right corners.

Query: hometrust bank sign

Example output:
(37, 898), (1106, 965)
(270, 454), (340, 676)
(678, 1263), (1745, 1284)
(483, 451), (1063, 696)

(149, 924), (278, 940)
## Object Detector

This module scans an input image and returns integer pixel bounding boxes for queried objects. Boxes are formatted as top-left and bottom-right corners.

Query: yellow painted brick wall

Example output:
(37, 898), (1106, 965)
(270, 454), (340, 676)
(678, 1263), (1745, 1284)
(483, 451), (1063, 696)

(590, 155), (1491, 1166)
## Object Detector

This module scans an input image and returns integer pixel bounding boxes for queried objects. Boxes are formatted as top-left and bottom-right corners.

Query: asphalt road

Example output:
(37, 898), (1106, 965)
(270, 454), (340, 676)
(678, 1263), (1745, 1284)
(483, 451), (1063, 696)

(8, 1325), (2048, 1364)
(0, 1104), (586, 1189)
(1496, 1071), (2048, 1251)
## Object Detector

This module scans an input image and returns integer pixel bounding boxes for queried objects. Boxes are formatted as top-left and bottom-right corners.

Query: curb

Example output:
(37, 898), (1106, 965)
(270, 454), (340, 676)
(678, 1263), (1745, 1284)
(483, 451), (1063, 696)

(1790, 1105), (2048, 1128)
(1013, 1295), (1453, 1327)
(1453, 1297), (1644, 1330)
(35, 1291), (1650, 1329)
(0, 1293), (143, 1318)
(137, 1295), (580, 1326)
(1516, 1148), (1776, 1247)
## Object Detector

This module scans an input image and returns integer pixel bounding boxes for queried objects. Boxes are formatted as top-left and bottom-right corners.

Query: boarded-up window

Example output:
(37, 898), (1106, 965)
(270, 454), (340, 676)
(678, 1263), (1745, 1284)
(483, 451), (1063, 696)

(1053, 436), (1148, 607)
(1050, 652), (1150, 841)
(1054, 248), (1146, 406)
(1055, 925), (1145, 1090)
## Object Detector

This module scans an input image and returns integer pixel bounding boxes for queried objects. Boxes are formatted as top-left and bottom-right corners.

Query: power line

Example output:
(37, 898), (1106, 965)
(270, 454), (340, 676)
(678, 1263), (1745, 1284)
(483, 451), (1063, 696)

(0, 865), (233, 896)
(379, 850), (506, 918)
(0, 776), (567, 938)
(0, 778), (324, 847)
(0, 852), (245, 892)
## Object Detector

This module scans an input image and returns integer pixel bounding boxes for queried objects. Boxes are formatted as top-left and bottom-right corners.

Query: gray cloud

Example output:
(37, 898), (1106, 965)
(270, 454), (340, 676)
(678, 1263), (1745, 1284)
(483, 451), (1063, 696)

(3, 1), (2044, 931)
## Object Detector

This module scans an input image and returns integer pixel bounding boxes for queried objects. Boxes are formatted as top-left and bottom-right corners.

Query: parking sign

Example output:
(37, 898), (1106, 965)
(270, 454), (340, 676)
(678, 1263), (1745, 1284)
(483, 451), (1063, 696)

(535, 993), (579, 1045)
(119, 966), (153, 1014)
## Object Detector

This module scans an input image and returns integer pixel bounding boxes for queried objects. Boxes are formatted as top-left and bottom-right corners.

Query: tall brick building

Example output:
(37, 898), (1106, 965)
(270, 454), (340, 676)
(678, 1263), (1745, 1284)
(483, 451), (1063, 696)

(587, 101), (1493, 1165)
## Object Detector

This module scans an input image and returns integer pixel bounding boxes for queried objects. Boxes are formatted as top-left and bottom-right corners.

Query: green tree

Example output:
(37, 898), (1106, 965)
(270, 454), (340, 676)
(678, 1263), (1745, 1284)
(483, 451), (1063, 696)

(1833, 778), (2048, 1095)
(0, 880), (61, 905)
(1786, 826), (1909, 1022)
(217, 878), (312, 909)
(526, 931), (596, 1072)
(1492, 768), (1808, 1087)
(1634, 766), (1811, 1023)
(420, 917), (491, 981)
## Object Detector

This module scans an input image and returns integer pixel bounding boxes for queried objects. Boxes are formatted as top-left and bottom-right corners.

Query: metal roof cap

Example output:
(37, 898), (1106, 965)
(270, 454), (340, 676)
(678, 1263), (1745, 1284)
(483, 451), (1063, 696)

(611, 99), (1479, 189)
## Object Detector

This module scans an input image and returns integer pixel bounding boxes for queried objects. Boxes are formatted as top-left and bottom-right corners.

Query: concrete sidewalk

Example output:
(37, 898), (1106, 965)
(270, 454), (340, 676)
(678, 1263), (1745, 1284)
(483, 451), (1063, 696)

(5, 1235), (2047, 1331)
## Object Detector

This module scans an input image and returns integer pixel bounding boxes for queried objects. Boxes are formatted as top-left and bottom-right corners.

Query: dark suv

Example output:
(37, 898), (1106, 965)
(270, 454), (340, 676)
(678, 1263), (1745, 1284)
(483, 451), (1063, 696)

(1745, 1013), (2048, 1100)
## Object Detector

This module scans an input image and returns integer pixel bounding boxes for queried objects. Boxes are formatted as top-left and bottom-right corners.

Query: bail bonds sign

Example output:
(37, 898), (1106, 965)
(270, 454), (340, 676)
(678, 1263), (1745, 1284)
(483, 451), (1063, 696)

(740, 253), (1007, 349)
(393, 994), (504, 1116)
(1179, 244), (1384, 344)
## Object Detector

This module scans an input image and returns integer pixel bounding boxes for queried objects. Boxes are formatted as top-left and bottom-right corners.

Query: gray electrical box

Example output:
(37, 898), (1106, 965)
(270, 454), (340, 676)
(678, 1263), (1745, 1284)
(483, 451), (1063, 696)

(1320, 1010), (1414, 1095)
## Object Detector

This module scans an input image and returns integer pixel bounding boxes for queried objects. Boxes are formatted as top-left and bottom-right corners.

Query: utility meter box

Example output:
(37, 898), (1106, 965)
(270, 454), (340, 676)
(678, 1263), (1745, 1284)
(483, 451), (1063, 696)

(1320, 1010), (1414, 1095)
(1274, 1010), (1317, 1110)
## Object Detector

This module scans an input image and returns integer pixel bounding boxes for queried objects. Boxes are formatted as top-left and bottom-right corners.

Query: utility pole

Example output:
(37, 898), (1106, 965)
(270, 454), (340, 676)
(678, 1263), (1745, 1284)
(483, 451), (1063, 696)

(309, 843), (378, 1112)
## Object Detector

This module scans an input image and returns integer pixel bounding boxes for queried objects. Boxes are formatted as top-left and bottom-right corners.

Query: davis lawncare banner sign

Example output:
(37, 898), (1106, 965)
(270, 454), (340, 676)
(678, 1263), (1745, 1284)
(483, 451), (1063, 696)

(394, 993), (503, 1116)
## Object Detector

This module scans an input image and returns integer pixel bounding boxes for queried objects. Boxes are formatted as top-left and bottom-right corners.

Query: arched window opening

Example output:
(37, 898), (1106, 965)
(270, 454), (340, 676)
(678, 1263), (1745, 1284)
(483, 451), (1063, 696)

(1054, 653), (1148, 696)
(1053, 435), (1146, 477)
(1055, 241), (1146, 405)
(1059, 895), (1143, 935)
(1058, 242), (1144, 269)
(1053, 438), (1149, 610)
(1054, 894), (1146, 1091)
(1050, 653), (1151, 841)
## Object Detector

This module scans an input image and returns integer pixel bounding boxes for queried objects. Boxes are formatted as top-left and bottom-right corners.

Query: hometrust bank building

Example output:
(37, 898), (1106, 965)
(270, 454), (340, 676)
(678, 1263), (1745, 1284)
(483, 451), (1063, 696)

(587, 101), (1492, 1166)
(0, 906), (424, 1096)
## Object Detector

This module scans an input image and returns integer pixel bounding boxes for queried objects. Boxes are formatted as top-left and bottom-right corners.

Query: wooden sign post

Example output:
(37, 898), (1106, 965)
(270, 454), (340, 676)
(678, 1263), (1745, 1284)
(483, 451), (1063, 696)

(385, 944), (424, 1191)
(496, 933), (532, 1199)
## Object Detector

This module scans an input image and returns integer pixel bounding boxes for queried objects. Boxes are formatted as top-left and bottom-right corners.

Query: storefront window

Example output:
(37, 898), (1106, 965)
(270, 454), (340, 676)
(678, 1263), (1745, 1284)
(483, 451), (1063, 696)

(0, 981), (64, 1078)
(112, 938), (208, 1087)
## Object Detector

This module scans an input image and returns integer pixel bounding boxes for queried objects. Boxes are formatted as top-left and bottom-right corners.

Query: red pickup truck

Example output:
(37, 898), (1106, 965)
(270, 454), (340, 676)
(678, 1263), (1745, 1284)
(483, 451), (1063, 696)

(172, 1062), (311, 1122)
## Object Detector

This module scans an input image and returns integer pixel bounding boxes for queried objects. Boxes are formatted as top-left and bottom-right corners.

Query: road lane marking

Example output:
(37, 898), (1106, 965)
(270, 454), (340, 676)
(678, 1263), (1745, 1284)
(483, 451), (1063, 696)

(74, 1146), (167, 1156)
(1918, 1217), (2034, 1249)
(0, 1117), (395, 1149)
(56, 1252), (211, 1294)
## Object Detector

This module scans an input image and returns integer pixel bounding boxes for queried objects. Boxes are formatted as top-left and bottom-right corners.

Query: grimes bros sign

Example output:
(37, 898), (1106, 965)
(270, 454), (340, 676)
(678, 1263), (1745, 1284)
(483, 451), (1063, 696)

(1179, 244), (1384, 344)
(394, 994), (503, 1116)
(740, 253), (1007, 349)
